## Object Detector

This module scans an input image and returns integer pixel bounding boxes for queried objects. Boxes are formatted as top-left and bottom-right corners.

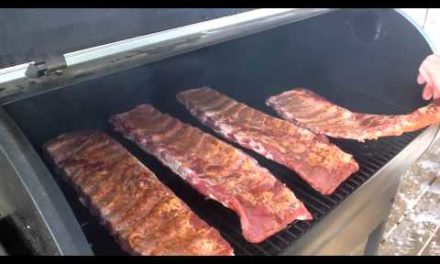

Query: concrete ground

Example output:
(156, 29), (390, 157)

(378, 139), (440, 255)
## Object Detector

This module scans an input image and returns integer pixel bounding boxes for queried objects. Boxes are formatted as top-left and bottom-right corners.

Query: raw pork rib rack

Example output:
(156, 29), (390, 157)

(110, 104), (312, 244)
(177, 87), (359, 195)
(44, 131), (233, 256)
(266, 88), (440, 142)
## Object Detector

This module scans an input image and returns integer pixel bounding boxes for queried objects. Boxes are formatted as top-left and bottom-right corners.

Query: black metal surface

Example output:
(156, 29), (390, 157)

(0, 215), (35, 255)
(0, 240), (6, 255)
(0, 9), (331, 105)
(0, 107), (92, 255)
(0, 8), (250, 68)
(0, 9), (435, 255)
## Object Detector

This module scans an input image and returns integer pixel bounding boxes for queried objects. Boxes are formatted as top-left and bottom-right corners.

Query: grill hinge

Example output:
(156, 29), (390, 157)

(25, 54), (67, 78)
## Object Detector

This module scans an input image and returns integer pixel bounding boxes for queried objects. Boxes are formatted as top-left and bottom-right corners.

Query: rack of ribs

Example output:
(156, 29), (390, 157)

(44, 130), (234, 255)
(110, 105), (312, 243)
(267, 88), (440, 142)
(177, 87), (359, 195)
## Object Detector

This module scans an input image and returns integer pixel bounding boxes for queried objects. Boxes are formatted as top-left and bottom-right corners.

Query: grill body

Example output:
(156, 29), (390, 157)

(0, 9), (437, 255)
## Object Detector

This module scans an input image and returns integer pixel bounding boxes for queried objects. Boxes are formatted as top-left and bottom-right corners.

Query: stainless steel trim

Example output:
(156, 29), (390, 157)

(396, 8), (438, 53)
(64, 9), (310, 67)
(282, 125), (439, 255)
(0, 64), (29, 84)
(0, 8), (333, 103)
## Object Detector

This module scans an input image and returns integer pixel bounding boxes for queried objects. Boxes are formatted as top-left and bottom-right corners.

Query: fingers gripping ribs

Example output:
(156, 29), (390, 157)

(266, 88), (440, 142)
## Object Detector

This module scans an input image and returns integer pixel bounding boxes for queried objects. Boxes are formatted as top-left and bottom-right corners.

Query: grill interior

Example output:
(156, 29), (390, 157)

(1, 10), (432, 255)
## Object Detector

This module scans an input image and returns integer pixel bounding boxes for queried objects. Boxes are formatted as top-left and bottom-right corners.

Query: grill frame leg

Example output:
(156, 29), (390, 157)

(364, 221), (387, 255)
(363, 170), (404, 256)
(0, 241), (6, 256)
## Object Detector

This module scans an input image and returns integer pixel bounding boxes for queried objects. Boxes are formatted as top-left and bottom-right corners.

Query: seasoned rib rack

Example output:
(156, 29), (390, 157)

(44, 130), (234, 256)
(177, 87), (359, 195)
(110, 104), (312, 243)
(267, 88), (440, 142)
(0, 8), (434, 256)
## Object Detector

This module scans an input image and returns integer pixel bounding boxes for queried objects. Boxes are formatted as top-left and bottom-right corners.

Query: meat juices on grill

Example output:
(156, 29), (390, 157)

(44, 131), (234, 256)
(266, 88), (440, 142)
(177, 87), (359, 195)
(110, 105), (312, 244)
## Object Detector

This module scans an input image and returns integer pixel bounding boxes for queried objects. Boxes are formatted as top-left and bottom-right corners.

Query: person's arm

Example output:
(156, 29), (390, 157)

(417, 54), (440, 100)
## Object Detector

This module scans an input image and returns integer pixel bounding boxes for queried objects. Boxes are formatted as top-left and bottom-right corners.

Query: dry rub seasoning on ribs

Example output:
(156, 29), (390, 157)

(178, 87), (359, 195)
(44, 130), (234, 255)
(110, 105), (312, 243)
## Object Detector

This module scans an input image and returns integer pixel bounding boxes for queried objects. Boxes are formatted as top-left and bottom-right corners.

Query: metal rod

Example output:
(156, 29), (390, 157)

(0, 9), (331, 86)
(0, 8), (333, 103)
(63, 9), (302, 67)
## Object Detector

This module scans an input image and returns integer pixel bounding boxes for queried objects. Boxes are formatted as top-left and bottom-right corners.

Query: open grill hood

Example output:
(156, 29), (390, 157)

(0, 8), (438, 255)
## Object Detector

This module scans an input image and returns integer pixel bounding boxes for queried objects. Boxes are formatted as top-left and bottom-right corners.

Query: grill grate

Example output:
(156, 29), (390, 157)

(2, 77), (423, 255)
(1, 7), (433, 255)
(10, 112), (422, 255)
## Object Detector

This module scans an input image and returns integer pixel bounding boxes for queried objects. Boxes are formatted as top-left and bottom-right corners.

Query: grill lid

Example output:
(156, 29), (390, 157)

(0, 8), (251, 69)
(0, 9), (333, 104)
(0, 8), (438, 255)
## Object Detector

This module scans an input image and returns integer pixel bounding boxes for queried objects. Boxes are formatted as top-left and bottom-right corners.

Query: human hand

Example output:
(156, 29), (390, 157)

(417, 54), (440, 100)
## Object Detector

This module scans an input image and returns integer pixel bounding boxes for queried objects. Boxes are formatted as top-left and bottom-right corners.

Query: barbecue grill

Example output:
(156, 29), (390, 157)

(0, 8), (438, 256)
